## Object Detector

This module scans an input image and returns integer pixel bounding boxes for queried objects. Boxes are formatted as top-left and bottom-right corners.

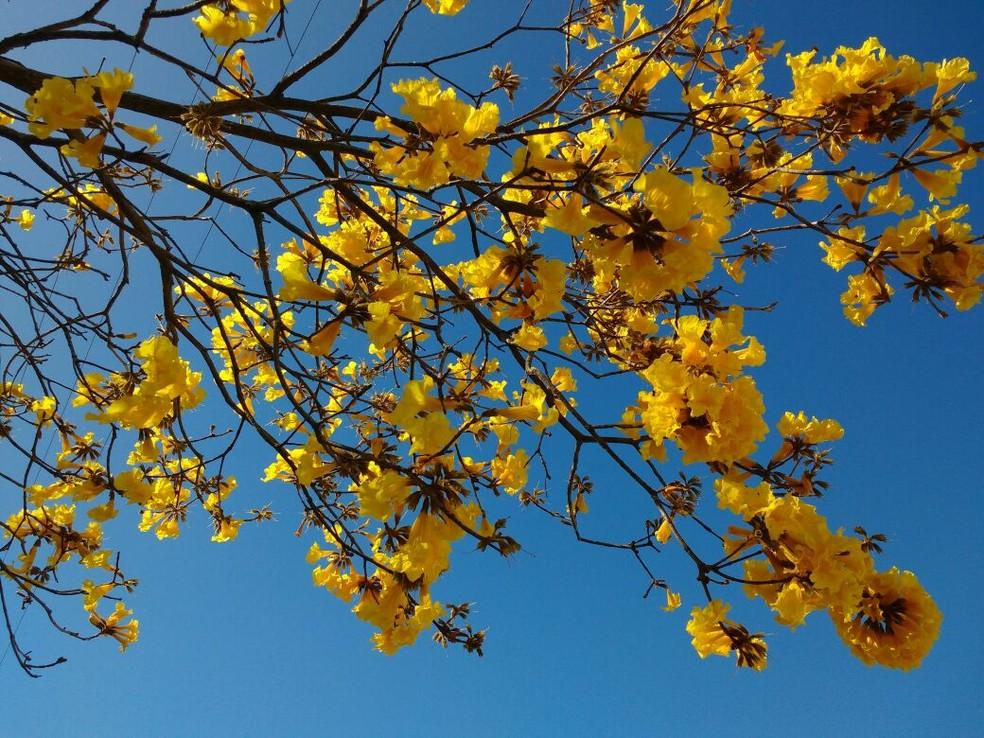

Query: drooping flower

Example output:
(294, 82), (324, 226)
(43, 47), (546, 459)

(686, 600), (767, 670)
(832, 568), (942, 670)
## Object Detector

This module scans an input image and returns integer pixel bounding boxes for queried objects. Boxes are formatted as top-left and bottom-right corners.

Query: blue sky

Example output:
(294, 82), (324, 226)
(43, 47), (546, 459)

(1, 1), (982, 735)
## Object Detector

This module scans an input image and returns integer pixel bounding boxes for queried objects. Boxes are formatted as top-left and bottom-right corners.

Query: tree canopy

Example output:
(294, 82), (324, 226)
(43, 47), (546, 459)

(0, 0), (980, 677)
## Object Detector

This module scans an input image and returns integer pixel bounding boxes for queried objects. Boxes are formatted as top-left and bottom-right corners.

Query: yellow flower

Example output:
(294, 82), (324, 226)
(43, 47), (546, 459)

(558, 333), (578, 354)
(263, 446), (320, 487)
(17, 209), (35, 231)
(276, 251), (336, 301)
(867, 174), (913, 216)
(388, 507), (476, 584)
(686, 600), (733, 658)
(25, 76), (99, 138)
(82, 580), (114, 612)
(720, 257), (745, 284)
(354, 464), (411, 521)
(491, 449), (529, 494)
(510, 323), (547, 352)
(715, 476), (773, 518)
(595, 44), (669, 98)
(118, 123), (162, 146)
(550, 366), (577, 394)
(87, 500), (118, 522)
(385, 376), (446, 427)
(371, 594), (445, 655)
(365, 301), (403, 347)
(50, 183), (118, 216)
(610, 116), (651, 170)
(233, 0), (288, 21)
(31, 395), (57, 424)
(394, 77), (499, 140)
(655, 517), (673, 544)
(423, 0), (468, 15)
(432, 201), (466, 244)
(777, 411), (844, 443)
(835, 172), (871, 210)
(302, 318), (342, 356)
(88, 601), (139, 651)
(114, 469), (154, 505)
(832, 568), (942, 670)
(211, 517), (242, 543)
(60, 134), (106, 168)
(91, 68), (133, 115)
(930, 57), (975, 102)
(405, 411), (456, 456)
(543, 193), (594, 237)
(638, 167), (694, 231)
(912, 166), (961, 203)
(820, 226), (866, 271)
(686, 600), (767, 670)
(771, 580), (813, 629)
(841, 272), (892, 327)
(194, 2), (291, 45)
(194, 6), (256, 45)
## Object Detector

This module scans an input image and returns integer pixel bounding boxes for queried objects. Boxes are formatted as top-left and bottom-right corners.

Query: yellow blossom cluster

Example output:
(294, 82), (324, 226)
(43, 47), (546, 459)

(304, 475), (487, 652)
(821, 202), (983, 324)
(621, 307), (766, 464)
(712, 459), (940, 669)
(780, 37), (975, 157)
(569, 2), (667, 99)
(372, 78), (499, 189)
(23, 69), (160, 168)
(193, 0), (291, 46)
(76, 335), (205, 430)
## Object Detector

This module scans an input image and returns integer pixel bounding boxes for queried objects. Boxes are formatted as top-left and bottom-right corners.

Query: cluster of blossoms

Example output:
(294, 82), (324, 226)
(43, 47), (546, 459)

(686, 412), (940, 671)
(24, 69), (161, 168)
(620, 308), (766, 464)
(2, 379), (138, 650)
(193, 0), (293, 46)
(1, 0), (978, 673)
(371, 79), (500, 189)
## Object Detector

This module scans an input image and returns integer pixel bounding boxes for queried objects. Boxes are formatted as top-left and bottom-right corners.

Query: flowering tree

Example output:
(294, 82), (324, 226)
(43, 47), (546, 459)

(0, 0), (979, 676)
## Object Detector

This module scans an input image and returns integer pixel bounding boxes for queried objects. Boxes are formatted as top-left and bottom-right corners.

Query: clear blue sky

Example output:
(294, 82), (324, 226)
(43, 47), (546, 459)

(1, 1), (982, 735)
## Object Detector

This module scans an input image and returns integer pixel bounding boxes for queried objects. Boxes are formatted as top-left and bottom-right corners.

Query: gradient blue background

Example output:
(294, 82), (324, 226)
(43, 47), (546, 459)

(1, 1), (982, 735)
